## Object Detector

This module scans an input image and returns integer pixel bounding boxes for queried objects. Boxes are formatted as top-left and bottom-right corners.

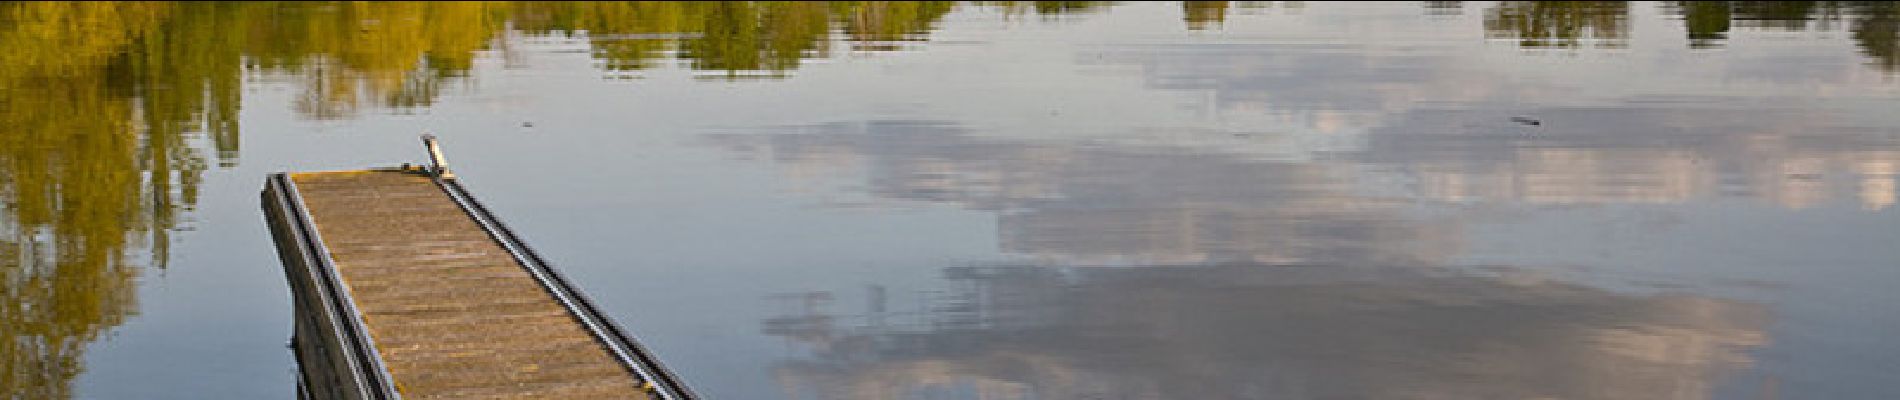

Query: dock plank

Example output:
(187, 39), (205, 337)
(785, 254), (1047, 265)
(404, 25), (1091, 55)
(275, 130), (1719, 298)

(290, 170), (647, 399)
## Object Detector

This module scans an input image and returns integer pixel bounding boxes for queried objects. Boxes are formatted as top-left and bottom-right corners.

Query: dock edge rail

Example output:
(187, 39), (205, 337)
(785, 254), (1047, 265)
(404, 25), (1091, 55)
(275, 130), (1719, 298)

(428, 173), (699, 400)
(264, 173), (403, 400)
(265, 134), (698, 399)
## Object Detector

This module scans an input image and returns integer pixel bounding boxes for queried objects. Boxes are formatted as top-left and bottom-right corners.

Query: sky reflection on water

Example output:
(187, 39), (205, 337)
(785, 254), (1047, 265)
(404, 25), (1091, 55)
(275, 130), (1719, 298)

(1, 2), (1897, 399)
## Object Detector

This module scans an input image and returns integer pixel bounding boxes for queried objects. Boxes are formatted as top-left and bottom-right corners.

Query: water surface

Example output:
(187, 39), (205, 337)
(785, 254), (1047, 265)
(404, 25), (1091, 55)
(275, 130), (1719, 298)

(2, 2), (1897, 399)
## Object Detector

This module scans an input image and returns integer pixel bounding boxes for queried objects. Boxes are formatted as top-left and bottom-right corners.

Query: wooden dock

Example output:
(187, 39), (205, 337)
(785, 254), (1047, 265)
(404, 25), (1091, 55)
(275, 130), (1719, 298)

(262, 137), (694, 400)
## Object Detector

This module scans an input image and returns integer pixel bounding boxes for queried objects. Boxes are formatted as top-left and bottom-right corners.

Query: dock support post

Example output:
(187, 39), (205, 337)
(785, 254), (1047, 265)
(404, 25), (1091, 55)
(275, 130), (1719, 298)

(421, 134), (452, 179)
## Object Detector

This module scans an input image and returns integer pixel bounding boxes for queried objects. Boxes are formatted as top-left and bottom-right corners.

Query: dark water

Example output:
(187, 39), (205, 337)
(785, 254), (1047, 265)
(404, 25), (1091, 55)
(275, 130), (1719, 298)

(3, 2), (1898, 399)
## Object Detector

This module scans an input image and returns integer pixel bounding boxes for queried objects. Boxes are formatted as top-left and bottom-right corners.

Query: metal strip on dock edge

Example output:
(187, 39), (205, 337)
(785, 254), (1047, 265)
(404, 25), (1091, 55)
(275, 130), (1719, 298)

(429, 175), (699, 400)
(269, 173), (403, 400)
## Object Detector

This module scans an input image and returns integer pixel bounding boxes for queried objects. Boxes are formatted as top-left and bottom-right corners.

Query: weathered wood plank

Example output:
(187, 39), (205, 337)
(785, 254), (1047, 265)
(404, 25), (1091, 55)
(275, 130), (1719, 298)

(289, 170), (646, 399)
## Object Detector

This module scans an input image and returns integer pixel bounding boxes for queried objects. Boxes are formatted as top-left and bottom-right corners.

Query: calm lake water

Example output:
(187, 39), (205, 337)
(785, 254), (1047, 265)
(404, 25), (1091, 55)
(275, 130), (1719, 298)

(4, 1), (1899, 399)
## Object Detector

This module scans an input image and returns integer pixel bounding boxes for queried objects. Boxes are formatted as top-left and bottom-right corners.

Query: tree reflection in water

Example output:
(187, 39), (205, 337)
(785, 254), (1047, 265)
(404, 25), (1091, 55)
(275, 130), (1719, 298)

(0, 2), (1072, 396)
(0, 1), (1894, 397)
